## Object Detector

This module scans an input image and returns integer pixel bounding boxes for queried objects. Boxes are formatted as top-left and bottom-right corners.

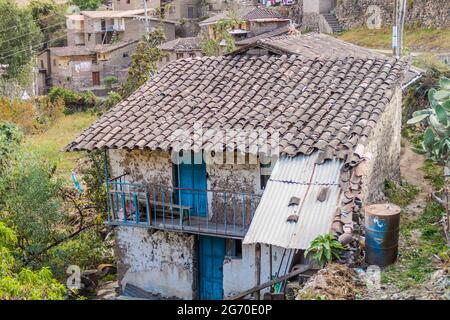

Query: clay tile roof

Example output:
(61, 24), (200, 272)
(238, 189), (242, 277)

(199, 6), (287, 26)
(49, 46), (94, 57)
(81, 9), (145, 19)
(92, 40), (138, 53)
(235, 25), (292, 46)
(160, 37), (201, 52)
(257, 33), (384, 59)
(66, 55), (406, 157)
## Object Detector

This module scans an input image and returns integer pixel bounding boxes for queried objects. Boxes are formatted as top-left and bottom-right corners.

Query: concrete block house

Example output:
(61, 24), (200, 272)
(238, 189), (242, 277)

(67, 48), (407, 299)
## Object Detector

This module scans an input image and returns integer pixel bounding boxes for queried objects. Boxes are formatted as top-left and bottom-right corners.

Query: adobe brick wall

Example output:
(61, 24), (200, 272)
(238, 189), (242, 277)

(361, 88), (402, 204)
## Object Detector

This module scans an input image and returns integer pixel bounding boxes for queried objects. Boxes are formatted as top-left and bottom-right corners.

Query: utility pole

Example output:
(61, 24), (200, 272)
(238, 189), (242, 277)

(393, 0), (407, 58)
(142, 0), (150, 40)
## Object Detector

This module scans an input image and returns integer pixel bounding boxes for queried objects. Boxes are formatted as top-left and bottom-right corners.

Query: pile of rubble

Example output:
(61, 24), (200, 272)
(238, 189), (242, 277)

(296, 263), (366, 300)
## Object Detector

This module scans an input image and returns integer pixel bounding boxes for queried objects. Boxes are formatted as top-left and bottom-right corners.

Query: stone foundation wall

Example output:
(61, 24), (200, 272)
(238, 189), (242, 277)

(115, 227), (196, 299)
(361, 88), (402, 204)
(335, 0), (450, 29)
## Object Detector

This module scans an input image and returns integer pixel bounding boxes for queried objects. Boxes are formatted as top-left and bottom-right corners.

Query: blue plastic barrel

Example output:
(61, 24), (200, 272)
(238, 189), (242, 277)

(364, 204), (401, 267)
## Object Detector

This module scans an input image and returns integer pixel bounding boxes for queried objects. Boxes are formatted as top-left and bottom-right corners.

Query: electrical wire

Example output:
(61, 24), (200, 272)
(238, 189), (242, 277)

(0, 33), (68, 61)
(0, 12), (60, 33)
(0, 21), (66, 46)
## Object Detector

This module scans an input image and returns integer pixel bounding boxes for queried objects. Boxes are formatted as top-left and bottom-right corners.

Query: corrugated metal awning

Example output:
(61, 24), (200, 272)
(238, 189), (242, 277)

(243, 153), (343, 249)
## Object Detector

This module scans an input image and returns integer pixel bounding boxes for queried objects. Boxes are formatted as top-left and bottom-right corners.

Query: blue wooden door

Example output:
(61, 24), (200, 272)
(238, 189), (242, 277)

(178, 152), (208, 216)
(198, 236), (225, 300)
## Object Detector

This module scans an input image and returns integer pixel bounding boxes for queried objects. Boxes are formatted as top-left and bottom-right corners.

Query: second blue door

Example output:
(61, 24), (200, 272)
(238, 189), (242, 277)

(198, 235), (225, 300)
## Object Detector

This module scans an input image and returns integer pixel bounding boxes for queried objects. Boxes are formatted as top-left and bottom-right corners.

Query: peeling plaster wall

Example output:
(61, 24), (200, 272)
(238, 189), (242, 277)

(109, 149), (173, 186)
(115, 227), (196, 299)
(362, 89), (402, 204)
(223, 244), (291, 298)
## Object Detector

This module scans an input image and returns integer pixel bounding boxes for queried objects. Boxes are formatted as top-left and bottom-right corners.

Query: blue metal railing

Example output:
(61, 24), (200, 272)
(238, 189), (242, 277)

(106, 176), (261, 238)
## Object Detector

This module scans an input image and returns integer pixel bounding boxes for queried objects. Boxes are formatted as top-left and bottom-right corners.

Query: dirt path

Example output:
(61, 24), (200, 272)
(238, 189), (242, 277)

(400, 140), (432, 216)
(366, 140), (449, 300)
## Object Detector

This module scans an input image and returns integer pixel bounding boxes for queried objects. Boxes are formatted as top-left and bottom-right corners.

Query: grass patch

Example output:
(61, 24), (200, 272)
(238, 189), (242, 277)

(337, 27), (450, 51)
(382, 201), (448, 289)
(420, 160), (445, 190)
(24, 111), (97, 180)
(384, 180), (419, 207)
(401, 128), (423, 150)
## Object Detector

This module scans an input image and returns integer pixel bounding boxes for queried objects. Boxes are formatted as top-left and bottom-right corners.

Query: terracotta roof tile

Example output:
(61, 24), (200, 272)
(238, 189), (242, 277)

(66, 55), (406, 156)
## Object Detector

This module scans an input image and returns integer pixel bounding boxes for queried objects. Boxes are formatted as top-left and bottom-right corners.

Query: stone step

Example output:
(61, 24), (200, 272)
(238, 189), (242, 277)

(322, 13), (343, 33)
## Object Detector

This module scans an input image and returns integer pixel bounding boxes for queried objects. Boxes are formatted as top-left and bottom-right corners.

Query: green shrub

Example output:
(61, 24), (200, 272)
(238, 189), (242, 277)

(103, 76), (119, 90)
(103, 91), (122, 110)
(304, 233), (345, 267)
(0, 222), (66, 300)
(48, 87), (98, 114)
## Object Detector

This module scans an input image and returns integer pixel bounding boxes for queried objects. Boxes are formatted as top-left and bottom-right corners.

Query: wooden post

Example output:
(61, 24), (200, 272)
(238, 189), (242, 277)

(255, 243), (261, 300)
(269, 245), (273, 293)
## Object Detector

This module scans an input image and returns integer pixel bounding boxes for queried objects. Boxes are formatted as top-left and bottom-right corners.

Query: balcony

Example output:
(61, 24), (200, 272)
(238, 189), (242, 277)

(106, 176), (261, 238)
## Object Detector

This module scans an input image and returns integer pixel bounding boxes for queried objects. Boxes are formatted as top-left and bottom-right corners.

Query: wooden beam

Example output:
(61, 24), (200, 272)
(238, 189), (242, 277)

(255, 243), (261, 300)
(225, 264), (311, 300)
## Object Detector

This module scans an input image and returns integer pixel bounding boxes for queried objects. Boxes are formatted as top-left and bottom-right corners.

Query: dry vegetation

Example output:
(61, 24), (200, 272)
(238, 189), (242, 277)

(338, 27), (450, 52)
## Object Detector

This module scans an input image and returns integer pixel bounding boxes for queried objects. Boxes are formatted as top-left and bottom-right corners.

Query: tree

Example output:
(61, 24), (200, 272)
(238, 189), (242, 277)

(200, 15), (243, 56)
(70, 0), (102, 10)
(29, 0), (67, 48)
(0, 0), (43, 81)
(0, 222), (66, 300)
(120, 28), (165, 98)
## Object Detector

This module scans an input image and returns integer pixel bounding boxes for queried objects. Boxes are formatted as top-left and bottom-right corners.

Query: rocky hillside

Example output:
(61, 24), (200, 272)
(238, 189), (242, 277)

(335, 0), (450, 29)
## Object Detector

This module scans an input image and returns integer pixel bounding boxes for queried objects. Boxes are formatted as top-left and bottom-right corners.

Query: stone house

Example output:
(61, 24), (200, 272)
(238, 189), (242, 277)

(159, 37), (202, 67)
(66, 10), (176, 48)
(67, 50), (407, 299)
(199, 6), (291, 42)
(37, 41), (138, 95)
(41, 9), (176, 95)
(110, 0), (202, 20)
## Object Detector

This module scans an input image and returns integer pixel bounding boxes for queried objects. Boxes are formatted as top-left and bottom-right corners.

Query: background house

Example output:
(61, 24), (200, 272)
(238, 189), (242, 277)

(39, 9), (177, 95)
(70, 10), (176, 47)
(67, 52), (406, 299)
(37, 40), (138, 95)
(159, 36), (202, 67)
(199, 6), (291, 42)
(111, 0), (203, 20)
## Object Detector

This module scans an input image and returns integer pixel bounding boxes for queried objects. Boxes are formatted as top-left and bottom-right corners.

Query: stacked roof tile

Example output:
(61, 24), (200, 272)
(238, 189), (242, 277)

(66, 54), (406, 158)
